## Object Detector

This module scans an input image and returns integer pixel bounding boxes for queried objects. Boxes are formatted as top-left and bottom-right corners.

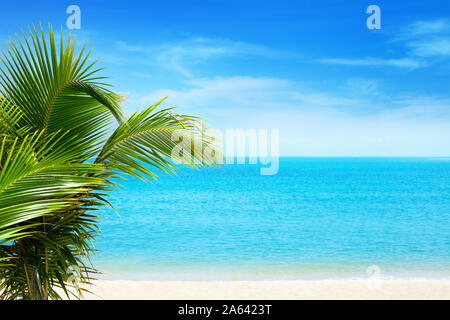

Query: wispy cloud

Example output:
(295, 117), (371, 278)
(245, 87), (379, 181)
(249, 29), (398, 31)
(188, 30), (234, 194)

(138, 76), (359, 112)
(114, 37), (291, 77)
(131, 72), (153, 79)
(406, 20), (450, 36)
(317, 57), (425, 69)
(134, 76), (450, 156)
(408, 38), (450, 57)
(117, 37), (286, 59)
(345, 78), (380, 96)
(400, 19), (450, 58)
(318, 19), (450, 70)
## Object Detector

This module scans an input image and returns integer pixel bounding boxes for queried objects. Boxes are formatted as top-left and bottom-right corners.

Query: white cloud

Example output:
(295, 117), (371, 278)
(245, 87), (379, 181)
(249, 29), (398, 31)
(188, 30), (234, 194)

(317, 57), (426, 69)
(131, 72), (153, 79)
(115, 37), (291, 76)
(401, 19), (450, 58)
(135, 76), (450, 156)
(319, 19), (450, 70)
(139, 76), (359, 112)
(406, 20), (450, 36)
(117, 37), (287, 59)
(345, 78), (380, 96)
(408, 38), (450, 57)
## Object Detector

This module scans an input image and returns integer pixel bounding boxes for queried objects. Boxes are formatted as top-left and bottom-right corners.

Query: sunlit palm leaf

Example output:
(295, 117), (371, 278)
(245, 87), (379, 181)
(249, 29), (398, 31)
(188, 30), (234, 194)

(96, 96), (222, 180)
(0, 24), (221, 300)
(0, 24), (123, 156)
(0, 130), (116, 299)
(0, 95), (28, 137)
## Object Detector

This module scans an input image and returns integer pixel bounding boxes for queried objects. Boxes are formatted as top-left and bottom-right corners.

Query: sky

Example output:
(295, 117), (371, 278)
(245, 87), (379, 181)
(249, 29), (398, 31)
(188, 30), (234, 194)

(2, 0), (450, 156)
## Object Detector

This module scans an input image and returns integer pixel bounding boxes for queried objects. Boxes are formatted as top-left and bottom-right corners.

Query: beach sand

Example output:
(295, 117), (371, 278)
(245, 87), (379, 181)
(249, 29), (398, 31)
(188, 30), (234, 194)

(80, 280), (450, 300)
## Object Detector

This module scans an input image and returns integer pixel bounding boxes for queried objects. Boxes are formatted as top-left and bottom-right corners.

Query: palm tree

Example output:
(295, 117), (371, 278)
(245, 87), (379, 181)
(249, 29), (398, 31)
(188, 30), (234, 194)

(0, 24), (220, 300)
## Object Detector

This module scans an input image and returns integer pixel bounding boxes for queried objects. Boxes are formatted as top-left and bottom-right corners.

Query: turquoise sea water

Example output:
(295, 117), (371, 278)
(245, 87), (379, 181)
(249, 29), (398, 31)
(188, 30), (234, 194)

(94, 158), (450, 280)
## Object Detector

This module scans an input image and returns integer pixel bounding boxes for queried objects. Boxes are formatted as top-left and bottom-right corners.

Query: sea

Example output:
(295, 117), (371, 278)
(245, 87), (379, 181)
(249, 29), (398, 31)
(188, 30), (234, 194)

(93, 158), (450, 280)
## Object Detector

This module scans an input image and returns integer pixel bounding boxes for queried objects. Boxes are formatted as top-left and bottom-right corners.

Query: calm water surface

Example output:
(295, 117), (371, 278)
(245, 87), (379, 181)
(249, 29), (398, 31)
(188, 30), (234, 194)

(94, 158), (450, 280)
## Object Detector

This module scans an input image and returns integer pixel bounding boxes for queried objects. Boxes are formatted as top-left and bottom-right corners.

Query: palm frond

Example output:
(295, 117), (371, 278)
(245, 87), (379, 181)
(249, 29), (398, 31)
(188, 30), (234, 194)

(0, 95), (28, 137)
(95, 96), (222, 180)
(0, 24), (222, 300)
(0, 130), (116, 299)
(0, 23), (124, 156)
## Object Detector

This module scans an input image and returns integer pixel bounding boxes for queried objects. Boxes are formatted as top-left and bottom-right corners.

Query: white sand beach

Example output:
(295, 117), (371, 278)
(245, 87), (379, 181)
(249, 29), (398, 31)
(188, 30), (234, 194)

(81, 280), (450, 300)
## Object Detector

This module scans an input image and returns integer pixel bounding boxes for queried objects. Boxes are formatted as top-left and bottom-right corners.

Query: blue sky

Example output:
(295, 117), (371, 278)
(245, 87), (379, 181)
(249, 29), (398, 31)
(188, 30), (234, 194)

(2, 0), (450, 156)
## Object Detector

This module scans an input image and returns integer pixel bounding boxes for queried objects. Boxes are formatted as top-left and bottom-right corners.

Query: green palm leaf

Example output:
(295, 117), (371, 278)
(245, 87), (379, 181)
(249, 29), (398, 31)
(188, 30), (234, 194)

(96, 96), (221, 180)
(0, 130), (116, 299)
(0, 24), (123, 156)
(0, 24), (221, 300)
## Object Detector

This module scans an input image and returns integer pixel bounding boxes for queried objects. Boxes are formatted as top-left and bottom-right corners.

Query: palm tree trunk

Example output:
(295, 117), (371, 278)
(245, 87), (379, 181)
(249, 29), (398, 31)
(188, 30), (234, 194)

(18, 240), (47, 300)
(18, 240), (33, 300)
(43, 216), (48, 299)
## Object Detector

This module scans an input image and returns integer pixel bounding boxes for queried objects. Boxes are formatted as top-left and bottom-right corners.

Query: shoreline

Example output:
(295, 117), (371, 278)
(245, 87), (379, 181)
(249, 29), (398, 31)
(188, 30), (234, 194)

(80, 279), (450, 300)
